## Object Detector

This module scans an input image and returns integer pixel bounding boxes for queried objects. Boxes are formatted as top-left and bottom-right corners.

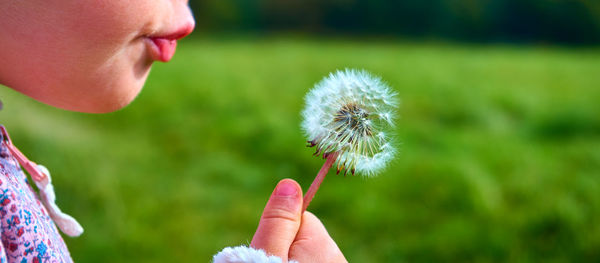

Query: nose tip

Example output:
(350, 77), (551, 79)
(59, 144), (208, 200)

(177, 1), (196, 40)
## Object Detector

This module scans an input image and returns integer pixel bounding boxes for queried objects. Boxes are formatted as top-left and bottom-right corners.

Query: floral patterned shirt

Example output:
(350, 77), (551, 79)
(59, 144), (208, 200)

(0, 134), (72, 263)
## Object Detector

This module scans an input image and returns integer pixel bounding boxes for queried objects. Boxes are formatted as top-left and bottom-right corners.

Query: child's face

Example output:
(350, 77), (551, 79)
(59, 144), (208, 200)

(0, 0), (194, 113)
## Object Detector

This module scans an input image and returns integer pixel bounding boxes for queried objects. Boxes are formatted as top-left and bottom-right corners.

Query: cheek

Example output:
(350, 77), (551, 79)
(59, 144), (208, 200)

(65, 1), (158, 112)
(63, 1), (150, 64)
(35, 1), (157, 112)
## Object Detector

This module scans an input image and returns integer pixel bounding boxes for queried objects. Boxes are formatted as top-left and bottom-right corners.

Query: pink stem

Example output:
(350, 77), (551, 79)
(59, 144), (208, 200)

(302, 151), (339, 212)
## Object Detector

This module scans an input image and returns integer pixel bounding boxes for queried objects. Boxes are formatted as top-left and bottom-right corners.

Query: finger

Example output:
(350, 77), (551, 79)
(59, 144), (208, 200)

(251, 179), (303, 261)
(289, 212), (347, 263)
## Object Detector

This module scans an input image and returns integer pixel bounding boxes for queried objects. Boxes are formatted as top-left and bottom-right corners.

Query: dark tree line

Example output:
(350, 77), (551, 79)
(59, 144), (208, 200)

(190, 0), (600, 44)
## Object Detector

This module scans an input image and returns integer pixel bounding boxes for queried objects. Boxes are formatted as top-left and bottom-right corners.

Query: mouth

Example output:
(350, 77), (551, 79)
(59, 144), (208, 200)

(146, 23), (195, 62)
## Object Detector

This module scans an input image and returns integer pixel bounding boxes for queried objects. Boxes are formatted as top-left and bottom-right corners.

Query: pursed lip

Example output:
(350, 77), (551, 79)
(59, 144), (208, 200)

(146, 23), (195, 62)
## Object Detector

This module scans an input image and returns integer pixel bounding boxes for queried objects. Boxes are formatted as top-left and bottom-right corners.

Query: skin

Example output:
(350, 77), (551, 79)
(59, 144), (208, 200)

(0, 1), (346, 261)
(252, 179), (347, 262)
(0, 0), (195, 113)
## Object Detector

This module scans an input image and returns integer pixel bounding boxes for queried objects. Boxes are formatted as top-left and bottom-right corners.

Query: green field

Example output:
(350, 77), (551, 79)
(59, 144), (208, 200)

(1, 38), (599, 262)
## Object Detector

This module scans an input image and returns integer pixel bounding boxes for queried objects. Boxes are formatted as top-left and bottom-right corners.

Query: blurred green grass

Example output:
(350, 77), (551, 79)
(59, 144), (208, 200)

(1, 38), (600, 262)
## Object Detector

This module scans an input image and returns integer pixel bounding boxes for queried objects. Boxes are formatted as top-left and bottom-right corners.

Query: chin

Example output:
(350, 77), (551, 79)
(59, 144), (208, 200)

(46, 90), (137, 114)
(45, 70), (150, 114)
(71, 60), (152, 113)
(79, 81), (147, 114)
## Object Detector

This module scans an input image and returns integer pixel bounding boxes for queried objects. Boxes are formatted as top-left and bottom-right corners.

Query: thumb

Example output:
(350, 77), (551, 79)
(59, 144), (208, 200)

(251, 179), (303, 261)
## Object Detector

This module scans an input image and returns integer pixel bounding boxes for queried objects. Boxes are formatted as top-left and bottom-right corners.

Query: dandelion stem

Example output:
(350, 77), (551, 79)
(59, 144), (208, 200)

(302, 151), (340, 212)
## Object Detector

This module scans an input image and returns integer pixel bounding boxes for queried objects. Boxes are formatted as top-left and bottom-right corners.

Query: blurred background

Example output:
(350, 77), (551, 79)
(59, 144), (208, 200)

(1, 0), (600, 262)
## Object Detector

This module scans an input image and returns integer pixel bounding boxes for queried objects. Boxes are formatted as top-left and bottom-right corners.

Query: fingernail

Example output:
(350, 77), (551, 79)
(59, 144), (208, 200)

(275, 180), (298, 197)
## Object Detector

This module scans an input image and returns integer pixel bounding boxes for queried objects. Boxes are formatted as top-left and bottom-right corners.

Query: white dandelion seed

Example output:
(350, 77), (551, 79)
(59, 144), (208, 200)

(300, 69), (398, 211)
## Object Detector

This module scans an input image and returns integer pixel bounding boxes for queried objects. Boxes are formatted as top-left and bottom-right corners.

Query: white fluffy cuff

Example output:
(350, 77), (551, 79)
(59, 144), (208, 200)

(213, 246), (299, 263)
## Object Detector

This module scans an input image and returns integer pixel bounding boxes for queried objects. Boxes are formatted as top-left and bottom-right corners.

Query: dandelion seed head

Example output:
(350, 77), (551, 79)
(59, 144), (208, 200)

(301, 69), (398, 176)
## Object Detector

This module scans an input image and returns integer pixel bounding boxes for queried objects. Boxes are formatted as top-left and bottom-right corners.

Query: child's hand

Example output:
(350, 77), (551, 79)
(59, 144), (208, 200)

(251, 179), (347, 263)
